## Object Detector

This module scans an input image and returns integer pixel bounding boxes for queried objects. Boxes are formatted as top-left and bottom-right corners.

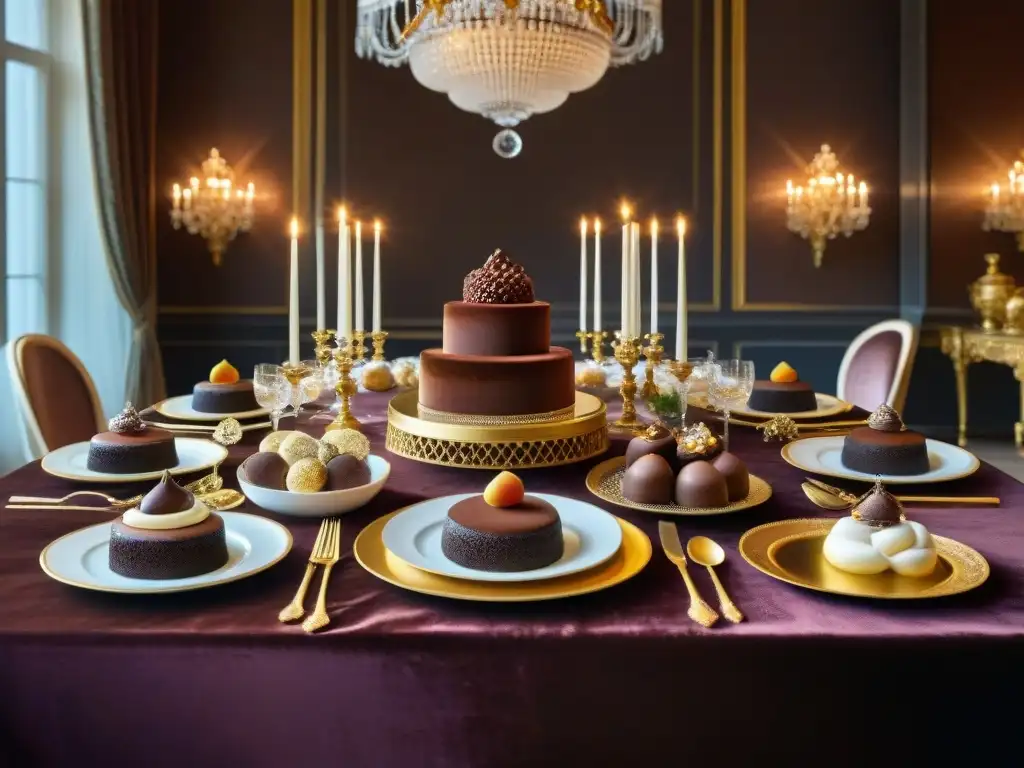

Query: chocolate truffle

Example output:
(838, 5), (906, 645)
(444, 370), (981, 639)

(325, 454), (371, 491)
(141, 471), (194, 515)
(852, 477), (905, 527)
(675, 461), (729, 508)
(621, 454), (675, 504)
(625, 424), (680, 472)
(711, 452), (750, 502)
(244, 451), (289, 490)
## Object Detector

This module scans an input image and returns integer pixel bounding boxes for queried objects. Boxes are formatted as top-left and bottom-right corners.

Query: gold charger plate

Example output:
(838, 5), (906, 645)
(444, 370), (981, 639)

(585, 457), (772, 516)
(739, 518), (990, 599)
(730, 392), (852, 421)
(354, 510), (651, 602)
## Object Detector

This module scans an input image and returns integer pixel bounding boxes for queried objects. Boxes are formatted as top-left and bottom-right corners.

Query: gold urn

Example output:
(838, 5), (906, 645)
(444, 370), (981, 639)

(969, 253), (1016, 332)
(1006, 289), (1024, 334)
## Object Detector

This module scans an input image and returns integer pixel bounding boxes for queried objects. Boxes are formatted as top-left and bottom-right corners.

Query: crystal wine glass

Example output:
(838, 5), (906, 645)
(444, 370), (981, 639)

(254, 363), (290, 430)
(707, 359), (755, 451)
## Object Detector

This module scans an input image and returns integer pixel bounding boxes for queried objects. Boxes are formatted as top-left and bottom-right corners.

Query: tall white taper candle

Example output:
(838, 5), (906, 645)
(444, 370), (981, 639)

(675, 217), (688, 361)
(288, 217), (300, 364)
(620, 204), (630, 334)
(354, 220), (364, 331)
(631, 222), (641, 338)
(650, 218), (659, 335)
(372, 220), (382, 332)
(337, 207), (351, 339)
(593, 219), (602, 332)
(315, 224), (326, 329)
(579, 217), (588, 331)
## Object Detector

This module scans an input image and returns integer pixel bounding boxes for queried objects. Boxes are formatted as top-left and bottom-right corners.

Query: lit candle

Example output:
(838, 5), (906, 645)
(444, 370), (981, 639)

(315, 213), (326, 330)
(859, 182), (868, 208)
(579, 217), (588, 332)
(786, 180), (793, 208)
(183, 188), (191, 210)
(172, 183), (181, 212)
(337, 207), (351, 339)
(649, 218), (659, 335)
(675, 217), (687, 361)
(631, 222), (641, 338)
(620, 203), (630, 335)
(992, 183), (1001, 202)
(288, 217), (300, 365)
(354, 221), (364, 332)
(246, 182), (255, 202)
(593, 219), (602, 332)
(372, 220), (382, 333)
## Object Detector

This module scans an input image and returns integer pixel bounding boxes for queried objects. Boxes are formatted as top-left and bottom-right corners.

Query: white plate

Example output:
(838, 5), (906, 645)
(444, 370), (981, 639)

(781, 435), (980, 484)
(153, 394), (269, 422)
(381, 492), (623, 583)
(39, 512), (292, 594)
(41, 438), (228, 483)
(731, 392), (851, 420)
(238, 454), (391, 518)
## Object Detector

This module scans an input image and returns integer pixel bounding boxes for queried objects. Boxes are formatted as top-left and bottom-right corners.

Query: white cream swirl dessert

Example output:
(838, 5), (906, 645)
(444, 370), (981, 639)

(822, 478), (938, 578)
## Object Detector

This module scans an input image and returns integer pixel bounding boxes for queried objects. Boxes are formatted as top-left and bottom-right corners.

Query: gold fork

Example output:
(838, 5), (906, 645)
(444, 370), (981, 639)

(278, 518), (332, 623)
(8, 469), (223, 510)
(302, 518), (342, 633)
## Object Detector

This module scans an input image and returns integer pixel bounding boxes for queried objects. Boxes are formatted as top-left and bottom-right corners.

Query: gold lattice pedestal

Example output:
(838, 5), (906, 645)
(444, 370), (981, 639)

(385, 390), (609, 470)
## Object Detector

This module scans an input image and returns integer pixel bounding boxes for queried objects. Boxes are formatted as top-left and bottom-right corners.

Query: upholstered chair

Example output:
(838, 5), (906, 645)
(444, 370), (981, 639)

(5, 334), (105, 462)
(836, 320), (919, 414)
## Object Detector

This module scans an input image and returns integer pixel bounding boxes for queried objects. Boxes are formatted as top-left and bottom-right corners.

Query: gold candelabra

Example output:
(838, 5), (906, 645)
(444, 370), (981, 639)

(611, 333), (646, 433)
(576, 330), (590, 355)
(641, 332), (664, 399)
(351, 330), (367, 364)
(325, 340), (362, 432)
(370, 330), (389, 362)
(984, 152), (1024, 250)
(170, 148), (255, 266)
(588, 330), (608, 363)
(785, 144), (871, 268)
(311, 329), (335, 368)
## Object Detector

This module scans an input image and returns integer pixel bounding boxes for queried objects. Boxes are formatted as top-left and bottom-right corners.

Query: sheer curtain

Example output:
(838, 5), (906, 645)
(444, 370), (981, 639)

(0, 0), (130, 474)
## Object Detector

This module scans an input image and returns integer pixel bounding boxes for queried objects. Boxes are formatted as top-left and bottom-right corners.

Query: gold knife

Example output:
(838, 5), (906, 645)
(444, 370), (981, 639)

(658, 521), (719, 628)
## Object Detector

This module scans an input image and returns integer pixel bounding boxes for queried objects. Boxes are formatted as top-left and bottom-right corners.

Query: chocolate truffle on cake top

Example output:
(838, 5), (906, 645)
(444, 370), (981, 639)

(463, 249), (535, 304)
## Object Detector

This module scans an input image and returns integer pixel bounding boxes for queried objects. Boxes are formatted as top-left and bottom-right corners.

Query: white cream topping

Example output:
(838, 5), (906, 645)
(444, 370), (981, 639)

(823, 516), (937, 578)
(121, 497), (210, 530)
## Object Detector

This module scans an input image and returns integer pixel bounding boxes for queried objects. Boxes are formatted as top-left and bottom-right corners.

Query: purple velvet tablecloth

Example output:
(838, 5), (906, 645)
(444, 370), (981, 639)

(1, 393), (1022, 766)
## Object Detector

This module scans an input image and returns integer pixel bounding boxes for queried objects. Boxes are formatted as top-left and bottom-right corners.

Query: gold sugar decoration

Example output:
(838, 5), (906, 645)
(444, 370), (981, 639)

(259, 430), (293, 453)
(758, 415), (799, 442)
(212, 418), (242, 446)
(679, 422), (719, 455)
(285, 457), (327, 493)
(321, 428), (371, 461)
(279, 432), (320, 466)
(317, 439), (341, 465)
(867, 403), (905, 432)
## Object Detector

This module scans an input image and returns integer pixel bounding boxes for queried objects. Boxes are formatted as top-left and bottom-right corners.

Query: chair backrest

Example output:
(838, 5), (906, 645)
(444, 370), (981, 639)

(6, 334), (105, 458)
(836, 319), (919, 414)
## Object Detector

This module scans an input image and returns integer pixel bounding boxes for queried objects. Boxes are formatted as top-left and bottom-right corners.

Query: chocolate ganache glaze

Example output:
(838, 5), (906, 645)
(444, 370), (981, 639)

(86, 402), (178, 474)
(441, 495), (563, 572)
(841, 404), (929, 476)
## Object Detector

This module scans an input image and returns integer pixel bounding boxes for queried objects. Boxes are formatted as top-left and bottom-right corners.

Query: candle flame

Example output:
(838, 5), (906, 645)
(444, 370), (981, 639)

(786, 180), (793, 193)
(992, 183), (1001, 197)
(651, 217), (659, 235)
(677, 216), (686, 236)
(620, 202), (631, 222)
(338, 206), (347, 223)
(289, 217), (299, 239)
(594, 218), (601, 233)
(374, 219), (382, 233)
(580, 217), (588, 234)
(172, 183), (181, 199)
(858, 182), (867, 194)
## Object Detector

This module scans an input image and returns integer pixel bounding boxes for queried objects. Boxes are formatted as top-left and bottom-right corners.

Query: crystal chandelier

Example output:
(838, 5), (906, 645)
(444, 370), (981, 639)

(785, 144), (871, 268)
(983, 152), (1024, 250)
(171, 148), (255, 266)
(355, 0), (663, 157)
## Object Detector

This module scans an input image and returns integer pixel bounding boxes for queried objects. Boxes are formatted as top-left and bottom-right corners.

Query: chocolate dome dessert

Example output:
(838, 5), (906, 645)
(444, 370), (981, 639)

(711, 452), (750, 502)
(675, 461), (729, 508)
(621, 454), (675, 504)
(325, 454), (371, 490)
(625, 424), (680, 472)
(109, 471), (228, 579)
(244, 451), (289, 490)
(87, 402), (178, 474)
(841, 404), (929, 476)
(851, 477), (906, 527)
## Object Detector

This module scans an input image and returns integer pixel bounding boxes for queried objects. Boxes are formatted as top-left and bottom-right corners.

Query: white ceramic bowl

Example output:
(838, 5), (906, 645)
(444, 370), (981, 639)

(237, 454), (391, 518)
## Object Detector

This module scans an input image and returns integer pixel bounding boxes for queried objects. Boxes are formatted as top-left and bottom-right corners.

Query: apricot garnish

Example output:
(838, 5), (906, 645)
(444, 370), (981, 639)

(483, 471), (525, 508)
(209, 359), (240, 385)
(770, 361), (798, 384)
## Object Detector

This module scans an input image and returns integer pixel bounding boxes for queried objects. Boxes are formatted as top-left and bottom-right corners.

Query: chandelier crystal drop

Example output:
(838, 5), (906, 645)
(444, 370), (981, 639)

(355, 0), (663, 157)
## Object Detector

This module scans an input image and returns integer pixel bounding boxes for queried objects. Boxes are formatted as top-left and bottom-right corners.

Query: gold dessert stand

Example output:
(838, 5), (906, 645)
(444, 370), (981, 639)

(385, 390), (609, 470)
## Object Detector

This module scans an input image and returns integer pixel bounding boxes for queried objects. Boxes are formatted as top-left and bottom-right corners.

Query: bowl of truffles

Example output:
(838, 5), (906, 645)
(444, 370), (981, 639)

(237, 429), (390, 518)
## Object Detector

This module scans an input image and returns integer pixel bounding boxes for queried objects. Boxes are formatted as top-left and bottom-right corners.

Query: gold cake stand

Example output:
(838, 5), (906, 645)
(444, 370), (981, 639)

(385, 390), (609, 470)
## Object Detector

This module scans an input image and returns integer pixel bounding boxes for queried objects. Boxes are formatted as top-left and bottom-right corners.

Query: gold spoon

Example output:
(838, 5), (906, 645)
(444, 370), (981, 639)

(686, 536), (744, 624)
(801, 482), (852, 511)
(8, 467), (225, 511)
(200, 488), (245, 510)
(803, 478), (1000, 507)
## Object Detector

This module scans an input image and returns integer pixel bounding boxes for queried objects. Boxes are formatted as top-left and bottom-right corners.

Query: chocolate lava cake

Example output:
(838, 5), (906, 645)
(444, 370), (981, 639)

(441, 495), (563, 572)
(841, 404), (930, 476)
(86, 403), (178, 474)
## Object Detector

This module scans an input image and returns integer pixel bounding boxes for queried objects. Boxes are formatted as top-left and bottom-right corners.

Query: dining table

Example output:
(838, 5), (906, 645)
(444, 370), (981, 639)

(1, 391), (1022, 766)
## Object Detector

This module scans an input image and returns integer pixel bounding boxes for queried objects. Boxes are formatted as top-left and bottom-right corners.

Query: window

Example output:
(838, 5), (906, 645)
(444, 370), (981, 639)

(1, 0), (49, 343)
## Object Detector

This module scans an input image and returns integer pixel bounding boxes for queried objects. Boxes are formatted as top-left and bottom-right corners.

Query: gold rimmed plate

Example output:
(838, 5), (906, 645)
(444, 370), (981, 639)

(153, 394), (270, 422)
(729, 392), (851, 421)
(739, 518), (989, 599)
(585, 457), (772, 516)
(41, 438), (228, 484)
(354, 510), (651, 602)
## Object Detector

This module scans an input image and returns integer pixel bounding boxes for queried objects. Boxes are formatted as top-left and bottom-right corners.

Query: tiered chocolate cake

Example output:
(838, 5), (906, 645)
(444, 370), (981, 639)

(418, 251), (576, 418)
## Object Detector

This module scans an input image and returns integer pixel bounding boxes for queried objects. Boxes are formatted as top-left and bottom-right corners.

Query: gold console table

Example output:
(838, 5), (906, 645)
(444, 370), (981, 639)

(940, 326), (1024, 447)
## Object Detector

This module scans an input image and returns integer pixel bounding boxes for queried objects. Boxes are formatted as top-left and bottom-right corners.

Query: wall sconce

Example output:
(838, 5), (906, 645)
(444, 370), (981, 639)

(170, 148), (255, 266)
(983, 153), (1024, 250)
(785, 144), (871, 268)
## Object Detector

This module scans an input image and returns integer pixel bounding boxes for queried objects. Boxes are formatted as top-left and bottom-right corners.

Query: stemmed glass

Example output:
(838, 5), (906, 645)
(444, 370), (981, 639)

(707, 359), (755, 451)
(254, 364), (290, 430)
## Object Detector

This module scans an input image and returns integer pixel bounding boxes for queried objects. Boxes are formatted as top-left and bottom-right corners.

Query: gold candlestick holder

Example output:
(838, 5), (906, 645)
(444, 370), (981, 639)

(576, 330), (590, 355)
(351, 330), (367, 364)
(589, 330), (608, 363)
(311, 329), (335, 369)
(641, 332), (664, 399)
(611, 333), (646, 433)
(325, 340), (362, 432)
(666, 359), (694, 383)
(370, 330), (389, 362)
